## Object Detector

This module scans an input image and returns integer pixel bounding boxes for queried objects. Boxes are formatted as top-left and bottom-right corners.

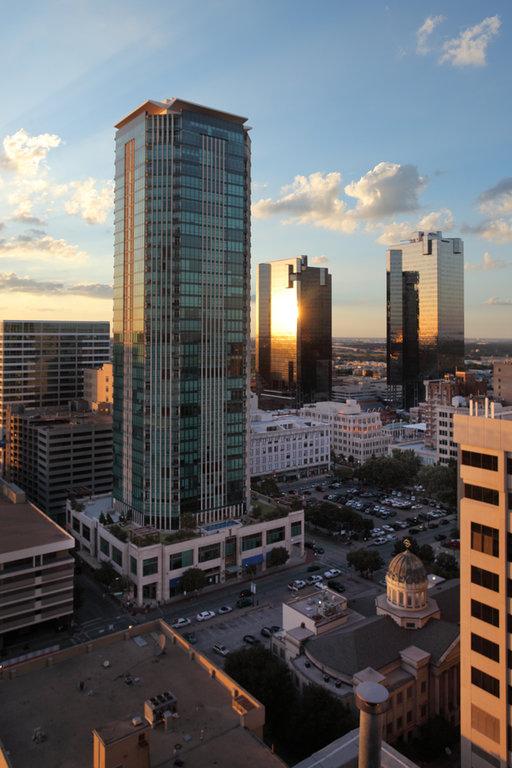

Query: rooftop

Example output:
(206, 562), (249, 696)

(292, 728), (419, 768)
(115, 98), (248, 130)
(251, 412), (326, 434)
(287, 588), (348, 624)
(0, 498), (73, 559)
(0, 624), (283, 768)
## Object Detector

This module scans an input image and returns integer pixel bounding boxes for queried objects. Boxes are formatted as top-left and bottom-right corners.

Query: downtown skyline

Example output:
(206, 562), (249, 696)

(0, 0), (511, 338)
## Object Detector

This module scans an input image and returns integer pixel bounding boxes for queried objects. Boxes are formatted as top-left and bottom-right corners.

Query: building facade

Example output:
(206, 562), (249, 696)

(84, 362), (113, 412)
(386, 231), (464, 410)
(113, 98), (251, 530)
(493, 359), (512, 406)
(0, 320), (110, 431)
(4, 403), (112, 524)
(0, 488), (74, 645)
(299, 400), (389, 463)
(454, 410), (512, 768)
(67, 493), (304, 605)
(256, 256), (332, 409)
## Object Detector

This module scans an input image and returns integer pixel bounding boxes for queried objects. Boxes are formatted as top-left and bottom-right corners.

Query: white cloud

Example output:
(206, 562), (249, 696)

(416, 15), (445, 55)
(478, 177), (512, 216)
(1, 129), (61, 176)
(64, 178), (114, 225)
(464, 218), (512, 244)
(375, 221), (415, 245)
(440, 15), (501, 67)
(311, 255), (329, 265)
(345, 162), (425, 219)
(0, 272), (112, 298)
(465, 252), (510, 271)
(0, 232), (87, 263)
(374, 208), (454, 245)
(484, 296), (512, 306)
(418, 207), (454, 231)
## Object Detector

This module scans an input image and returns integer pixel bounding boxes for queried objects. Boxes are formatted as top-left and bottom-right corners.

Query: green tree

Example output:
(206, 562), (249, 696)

(347, 548), (384, 578)
(432, 552), (459, 580)
(180, 567), (206, 593)
(289, 496), (303, 511)
(417, 461), (457, 507)
(180, 513), (197, 530)
(266, 546), (289, 568)
(94, 564), (119, 588)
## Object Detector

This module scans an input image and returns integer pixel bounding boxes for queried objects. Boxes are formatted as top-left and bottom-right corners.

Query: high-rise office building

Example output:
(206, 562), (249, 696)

(0, 320), (110, 430)
(386, 231), (464, 409)
(256, 256), (332, 408)
(113, 98), (251, 530)
(454, 408), (512, 768)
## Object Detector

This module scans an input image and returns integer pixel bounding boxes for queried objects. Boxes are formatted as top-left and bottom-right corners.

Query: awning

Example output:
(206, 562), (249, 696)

(242, 554), (264, 567)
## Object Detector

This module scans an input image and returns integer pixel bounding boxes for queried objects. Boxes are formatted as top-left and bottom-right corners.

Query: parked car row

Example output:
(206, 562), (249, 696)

(171, 589), (254, 628)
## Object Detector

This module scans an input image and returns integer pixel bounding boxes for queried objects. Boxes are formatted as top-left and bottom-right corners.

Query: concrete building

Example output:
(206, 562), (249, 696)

(0, 619), (284, 768)
(67, 493), (304, 605)
(0, 320), (110, 430)
(113, 99), (251, 531)
(84, 362), (113, 412)
(299, 400), (390, 464)
(256, 255), (332, 409)
(453, 409), (512, 768)
(386, 231), (464, 409)
(250, 399), (330, 479)
(3, 403), (112, 525)
(0, 487), (74, 646)
(273, 551), (460, 747)
(421, 373), (487, 449)
(433, 398), (511, 465)
(493, 359), (512, 405)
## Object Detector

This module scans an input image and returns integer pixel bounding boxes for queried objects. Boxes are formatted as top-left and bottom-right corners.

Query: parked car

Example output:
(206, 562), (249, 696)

(183, 631), (197, 644)
(304, 541), (315, 550)
(270, 625), (282, 634)
(171, 617), (191, 629)
(288, 579), (306, 591)
(306, 575), (323, 585)
(260, 626), (272, 638)
(213, 642), (229, 657)
(218, 605), (232, 614)
(307, 564), (321, 572)
(327, 580), (345, 593)
(236, 597), (253, 609)
(324, 568), (341, 579)
(196, 610), (216, 622)
(239, 589), (252, 598)
(243, 634), (260, 645)
(313, 546), (325, 555)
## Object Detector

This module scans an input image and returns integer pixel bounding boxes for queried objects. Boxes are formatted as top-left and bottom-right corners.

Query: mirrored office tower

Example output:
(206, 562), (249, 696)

(113, 99), (251, 530)
(256, 256), (332, 408)
(386, 231), (464, 410)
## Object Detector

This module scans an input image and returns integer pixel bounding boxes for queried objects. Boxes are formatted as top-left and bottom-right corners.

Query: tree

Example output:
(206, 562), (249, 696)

(347, 548), (384, 578)
(432, 552), (459, 580)
(94, 564), (119, 588)
(392, 538), (434, 565)
(180, 513), (197, 530)
(356, 452), (419, 490)
(266, 547), (289, 568)
(289, 497), (303, 511)
(417, 462), (457, 507)
(181, 567), (206, 593)
(306, 502), (372, 535)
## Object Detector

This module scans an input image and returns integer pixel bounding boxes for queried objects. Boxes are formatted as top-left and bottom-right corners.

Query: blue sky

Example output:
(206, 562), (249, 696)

(0, 0), (511, 336)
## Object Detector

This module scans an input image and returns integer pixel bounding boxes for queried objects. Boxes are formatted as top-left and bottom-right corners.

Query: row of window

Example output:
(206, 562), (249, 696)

(462, 450), (498, 471)
(464, 483), (499, 506)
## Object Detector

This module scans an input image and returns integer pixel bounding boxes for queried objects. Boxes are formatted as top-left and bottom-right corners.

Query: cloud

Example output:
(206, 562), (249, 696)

(0, 232), (87, 262)
(345, 162), (425, 219)
(10, 211), (47, 225)
(252, 172), (355, 233)
(478, 177), (512, 216)
(375, 221), (415, 245)
(440, 15), (501, 67)
(416, 15), (445, 55)
(0, 129), (61, 175)
(484, 296), (512, 306)
(465, 252), (510, 271)
(375, 208), (454, 245)
(0, 272), (112, 299)
(63, 178), (114, 225)
(463, 218), (512, 244)
(311, 255), (329, 265)
(418, 207), (454, 231)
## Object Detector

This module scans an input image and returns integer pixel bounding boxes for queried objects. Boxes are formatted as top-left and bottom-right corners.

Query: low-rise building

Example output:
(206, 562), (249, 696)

(299, 400), (390, 464)
(493, 358), (512, 405)
(67, 493), (304, 605)
(4, 402), (112, 524)
(0, 484), (74, 646)
(250, 403), (330, 479)
(83, 362), (113, 412)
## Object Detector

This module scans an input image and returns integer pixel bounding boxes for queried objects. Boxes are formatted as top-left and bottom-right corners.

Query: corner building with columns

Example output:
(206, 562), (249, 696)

(113, 99), (251, 530)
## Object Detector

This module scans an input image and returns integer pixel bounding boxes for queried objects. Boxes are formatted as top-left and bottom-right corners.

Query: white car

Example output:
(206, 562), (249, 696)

(196, 610), (216, 622)
(306, 574), (323, 585)
(374, 537), (387, 545)
(218, 605), (232, 614)
(324, 568), (341, 579)
(171, 617), (191, 629)
(382, 525), (394, 532)
(288, 579), (306, 591)
(213, 642), (229, 657)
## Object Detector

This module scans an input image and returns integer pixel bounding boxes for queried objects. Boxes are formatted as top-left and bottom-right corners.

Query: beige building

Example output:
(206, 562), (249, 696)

(454, 410), (512, 768)
(0, 485), (74, 646)
(84, 362), (113, 412)
(493, 359), (512, 406)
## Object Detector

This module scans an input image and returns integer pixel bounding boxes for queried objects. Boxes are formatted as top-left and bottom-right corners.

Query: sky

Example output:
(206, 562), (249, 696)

(0, 0), (511, 338)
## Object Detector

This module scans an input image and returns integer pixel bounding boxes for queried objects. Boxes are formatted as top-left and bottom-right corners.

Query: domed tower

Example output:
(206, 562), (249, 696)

(376, 541), (440, 629)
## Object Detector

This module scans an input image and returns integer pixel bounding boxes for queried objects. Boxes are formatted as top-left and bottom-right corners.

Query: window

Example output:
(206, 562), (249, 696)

(241, 533), (262, 552)
(82, 524), (91, 542)
(397, 716), (403, 729)
(406, 687), (412, 700)
(471, 705), (500, 743)
(406, 710), (412, 723)
(471, 632), (500, 662)
(130, 556), (137, 576)
(397, 692), (403, 704)
(169, 549), (194, 571)
(198, 543), (221, 563)
(462, 450), (498, 471)
(471, 666), (500, 697)
(266, 527), (285, 544)
(291, 521), (302, 537)
(111, 546), (122, 567)
(100, 537), (110, 556)
(471, 565), (499, 592)
(420, 681), (426, 693)
(471, 522), (499, 557)
(142, 557), (158, 576)
(464, 483), (499, 506)
(471, 599), (499, 627)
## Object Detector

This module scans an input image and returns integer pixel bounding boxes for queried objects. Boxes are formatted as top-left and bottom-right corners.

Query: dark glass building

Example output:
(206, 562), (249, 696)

(386, 231), (464, 409)
(256, 256), (332, 408)
(113, 99), (251, 530)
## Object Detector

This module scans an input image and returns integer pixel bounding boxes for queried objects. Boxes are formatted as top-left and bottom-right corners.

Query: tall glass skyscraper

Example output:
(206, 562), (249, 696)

(256, 256), (332, 408)
(386, 231), (464, 409)
(113, 99), (251, 530)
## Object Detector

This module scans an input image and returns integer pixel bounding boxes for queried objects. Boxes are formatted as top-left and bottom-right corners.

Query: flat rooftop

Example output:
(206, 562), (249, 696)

(0, 628), (283, 768)
(287, 588), (348, 619)
(0, 499), (72, 558)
